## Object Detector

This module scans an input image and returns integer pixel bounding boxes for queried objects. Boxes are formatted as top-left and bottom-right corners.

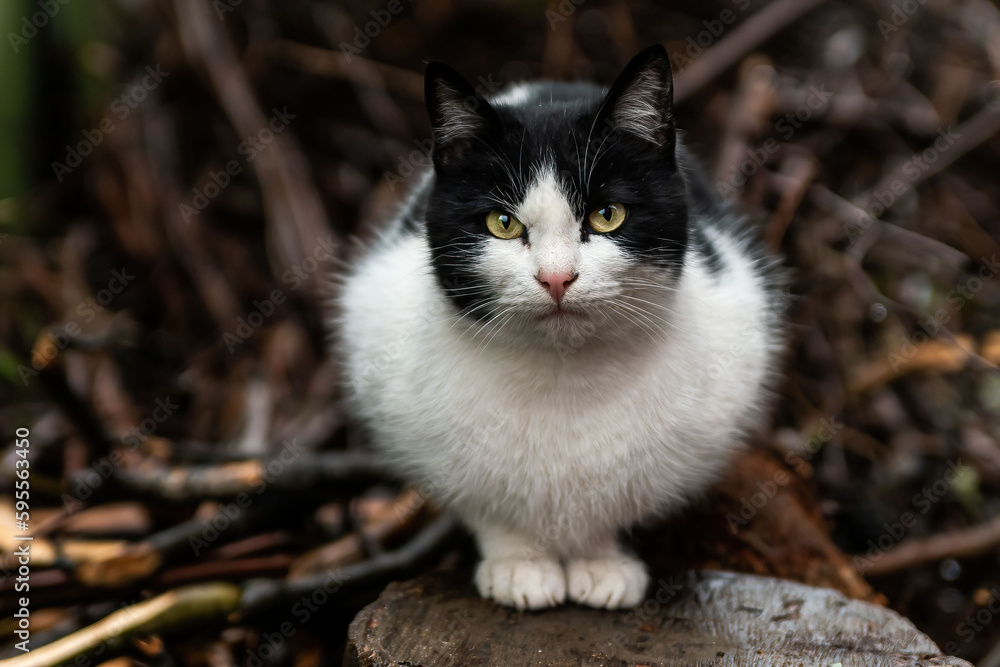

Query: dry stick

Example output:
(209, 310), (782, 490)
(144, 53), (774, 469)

(857, 515), (1000, 576)
(111, 451), (389, 500)
(267, 40), (425, 101)
(764, 155), (818, 250)
(867, 101), (1000, 200)
(0, 583), (242, 667)
(939, 173), (1000, 260)
(807, 183), (971, 266)
(831, 101), (1000, 243)
(807, 112), (1000, 366)
(204, 531), (291, 561)
(673, 0), (828, 104)
(172, 0), (335, 299)
(69, 503), (278, 588)
(3, 516), (457, 667)
(156, 554), (294, 587)
(241, 512), (459, 619)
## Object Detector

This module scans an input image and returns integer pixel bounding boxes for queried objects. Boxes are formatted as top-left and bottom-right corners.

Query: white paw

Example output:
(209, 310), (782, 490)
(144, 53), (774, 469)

(566, 557), (649, 609)
(475, 558), (566, 610)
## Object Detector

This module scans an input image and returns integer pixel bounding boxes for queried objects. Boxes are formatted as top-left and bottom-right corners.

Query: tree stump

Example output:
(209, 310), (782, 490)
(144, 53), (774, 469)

(344, 569), (971, 666)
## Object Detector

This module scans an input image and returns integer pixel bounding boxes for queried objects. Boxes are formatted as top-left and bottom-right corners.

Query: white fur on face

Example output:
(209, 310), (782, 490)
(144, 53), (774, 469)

(515, 169), (579, 277)
(477, 168), (660, 344)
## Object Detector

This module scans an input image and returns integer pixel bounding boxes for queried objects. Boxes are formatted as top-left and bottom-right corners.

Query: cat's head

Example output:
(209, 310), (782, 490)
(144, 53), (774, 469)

(423, 45), (689, 348)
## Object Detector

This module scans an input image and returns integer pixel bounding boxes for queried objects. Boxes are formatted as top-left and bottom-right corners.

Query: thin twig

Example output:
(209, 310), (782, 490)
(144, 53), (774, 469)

(764, 155), (818, 250)
(868, 102), (1000, 198)
(265, 39), (425, 100)
(808, 183), (971, 266)
(240, 512), (459, 620)
(673, 0), (827, 104)
(857, 515), (1000, 576)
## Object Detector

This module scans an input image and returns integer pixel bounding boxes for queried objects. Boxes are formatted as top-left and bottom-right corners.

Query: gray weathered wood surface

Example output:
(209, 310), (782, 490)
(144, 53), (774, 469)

(345, 569), (972, 667)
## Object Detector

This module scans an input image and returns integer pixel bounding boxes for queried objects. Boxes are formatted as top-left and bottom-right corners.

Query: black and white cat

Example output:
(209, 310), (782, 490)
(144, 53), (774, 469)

(338, 45), (786, 610)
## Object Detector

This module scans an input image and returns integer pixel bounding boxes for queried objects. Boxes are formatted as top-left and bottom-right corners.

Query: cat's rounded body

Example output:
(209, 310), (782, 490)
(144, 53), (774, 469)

(338, 46), (785, 610)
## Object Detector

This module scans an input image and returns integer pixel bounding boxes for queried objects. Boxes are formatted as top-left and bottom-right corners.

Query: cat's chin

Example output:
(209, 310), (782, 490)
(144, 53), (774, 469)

(536, 305), (586, 320)
(527, 307), (606, 347)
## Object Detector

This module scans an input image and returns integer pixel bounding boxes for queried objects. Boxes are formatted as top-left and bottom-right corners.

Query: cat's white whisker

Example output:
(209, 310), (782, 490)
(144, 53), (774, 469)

(606, 299), (670, 342)
(479, 310), (520, 355)
(606, 303), (662, 345)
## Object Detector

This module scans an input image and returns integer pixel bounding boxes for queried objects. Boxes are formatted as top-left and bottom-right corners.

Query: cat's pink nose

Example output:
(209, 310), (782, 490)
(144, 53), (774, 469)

(536, 271), (577, 303)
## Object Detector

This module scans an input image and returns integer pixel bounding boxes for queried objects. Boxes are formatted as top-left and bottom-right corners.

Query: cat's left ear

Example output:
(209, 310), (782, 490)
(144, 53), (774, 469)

(425, 62), (501, 167)
(600, 44), (675, 153)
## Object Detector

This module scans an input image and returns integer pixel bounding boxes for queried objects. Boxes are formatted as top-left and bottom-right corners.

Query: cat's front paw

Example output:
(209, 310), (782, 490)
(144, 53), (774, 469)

(475, 558), (566, 610)
(566, 556), (649, 609)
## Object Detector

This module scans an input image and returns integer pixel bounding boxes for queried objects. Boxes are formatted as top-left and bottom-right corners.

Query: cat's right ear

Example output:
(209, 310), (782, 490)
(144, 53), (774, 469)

(598, 44), (675, 154)
(425, 62), (500, 167)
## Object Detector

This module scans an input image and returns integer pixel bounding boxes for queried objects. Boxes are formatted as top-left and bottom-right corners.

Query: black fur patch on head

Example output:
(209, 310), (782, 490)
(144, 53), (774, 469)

(423, 45), (694, 318)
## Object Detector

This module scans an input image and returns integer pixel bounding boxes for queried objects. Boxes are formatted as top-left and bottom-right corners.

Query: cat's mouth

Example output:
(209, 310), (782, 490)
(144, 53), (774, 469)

(539, 305), (586, 320)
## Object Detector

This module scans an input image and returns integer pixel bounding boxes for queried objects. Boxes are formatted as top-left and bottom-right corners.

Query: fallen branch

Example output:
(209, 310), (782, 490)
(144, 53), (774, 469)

(857, 514), (1000, 576)
(110, 451), (389, 500)
(240, 512), (459, 620)
(0, 583), (242, 667)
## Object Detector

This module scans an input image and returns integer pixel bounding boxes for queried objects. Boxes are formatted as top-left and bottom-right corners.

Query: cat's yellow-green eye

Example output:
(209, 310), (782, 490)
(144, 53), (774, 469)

(486, 210), (525, 239)
(588, 203), (627, 233)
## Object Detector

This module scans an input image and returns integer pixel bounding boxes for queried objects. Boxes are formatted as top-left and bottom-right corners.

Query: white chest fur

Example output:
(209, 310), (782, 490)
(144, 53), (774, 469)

(339, 225), (777, 558)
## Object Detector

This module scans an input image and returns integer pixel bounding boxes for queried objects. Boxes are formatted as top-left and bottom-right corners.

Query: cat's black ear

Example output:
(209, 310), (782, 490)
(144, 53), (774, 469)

(425, 62), (501, 166)
(600, 44), (675, 152)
